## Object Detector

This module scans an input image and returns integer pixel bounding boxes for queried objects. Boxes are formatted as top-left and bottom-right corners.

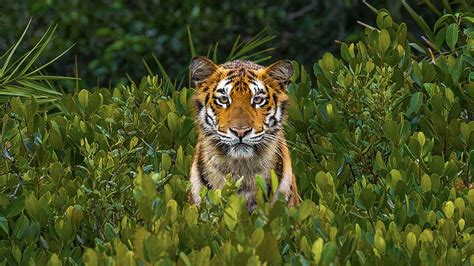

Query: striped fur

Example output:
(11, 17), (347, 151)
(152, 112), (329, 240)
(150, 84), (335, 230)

(189, 56), (300, 210)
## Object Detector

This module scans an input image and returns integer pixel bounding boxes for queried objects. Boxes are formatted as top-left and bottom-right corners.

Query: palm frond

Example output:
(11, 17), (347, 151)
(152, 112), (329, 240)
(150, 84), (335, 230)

(0, 18), (75, 105)
(226, 29), (276, 63)
(187, 26), (196, 58)
(144, 28), (276, 90)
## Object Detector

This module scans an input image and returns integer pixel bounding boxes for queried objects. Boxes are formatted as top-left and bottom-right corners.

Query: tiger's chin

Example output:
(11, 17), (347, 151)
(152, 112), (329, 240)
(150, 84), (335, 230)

(227, 143), (256, 159)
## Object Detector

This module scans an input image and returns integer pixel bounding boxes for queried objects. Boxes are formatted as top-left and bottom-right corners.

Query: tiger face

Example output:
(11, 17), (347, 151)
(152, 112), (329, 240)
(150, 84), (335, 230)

(190, 57), (293, 158)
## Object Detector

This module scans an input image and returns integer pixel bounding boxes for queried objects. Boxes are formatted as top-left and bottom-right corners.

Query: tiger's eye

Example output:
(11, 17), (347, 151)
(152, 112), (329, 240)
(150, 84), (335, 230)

(219, 97), (229, 104)
(253, 97), (264, 105)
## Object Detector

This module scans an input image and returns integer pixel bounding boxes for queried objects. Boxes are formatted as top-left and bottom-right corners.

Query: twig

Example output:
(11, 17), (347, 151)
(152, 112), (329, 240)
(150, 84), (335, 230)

(421, 36), (438, 52)
(288, 1), (316, 20)
(357, 21), (379, 32)
(304, 133), (318, 161)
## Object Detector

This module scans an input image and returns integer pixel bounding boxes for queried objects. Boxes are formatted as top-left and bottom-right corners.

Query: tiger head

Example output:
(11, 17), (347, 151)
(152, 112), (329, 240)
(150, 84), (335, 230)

(190, 56), (293, 158)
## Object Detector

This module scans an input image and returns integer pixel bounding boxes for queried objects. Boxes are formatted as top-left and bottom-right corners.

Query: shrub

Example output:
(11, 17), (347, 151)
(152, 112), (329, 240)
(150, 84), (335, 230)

(0, 4), (473, 265)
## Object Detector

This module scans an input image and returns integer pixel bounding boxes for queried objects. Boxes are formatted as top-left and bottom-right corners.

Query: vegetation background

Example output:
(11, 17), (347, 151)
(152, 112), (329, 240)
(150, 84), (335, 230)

(0, 0), (473, 265)
(1, 0), (436, 87)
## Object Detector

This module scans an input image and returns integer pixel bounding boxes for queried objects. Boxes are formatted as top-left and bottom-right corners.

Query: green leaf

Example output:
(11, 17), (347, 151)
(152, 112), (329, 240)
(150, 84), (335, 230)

(25, 193), (46, 225)
(340, 43), (351, 62)
(406, 92), (423, 116)
(383, 119), (400, 145)
(183, 205), (198, 226)
(165, 200), (178, 223)
(0, 216), (8, 235)
(320, 242), (337, 264)
(13, 215), (30, 239)
(255, 174), (268, 197)
(271, 170), (279, 195)
(207, 190), (221, 205)
(378, 29), (390, 53)
(175, 146), (185, 174)
(421, 61), (435, 82)
(375, 151), (385, 169)
(321, 53), (335, 72)
(250, 228), (265, 247)
(223, 207), (237, 231)
(374, 231), (386, 253)
(161, 153), (172, 171)
(137, 170), (156, 198)
(356, 187), (375, 210)
(87, 92), (103, 114)
(299, 199), (317, 221)
(6, 197), (25, 218)
(421, 174), (431, 192)
(49, 128), (63, 150)
(256, 232), (281, 264)
(442, 220), (456, 243)
(446, 23), (459, 50)
(469, 150), (474, 177)
(312, 238), (324, 264)
(47, 254), (62, 266)
(443, 201), (455, 219)
(167, 112), (180, 135)
(406, 232), (417, 254)
(78, 89), (89, 109)
(179, 252), (192, 266)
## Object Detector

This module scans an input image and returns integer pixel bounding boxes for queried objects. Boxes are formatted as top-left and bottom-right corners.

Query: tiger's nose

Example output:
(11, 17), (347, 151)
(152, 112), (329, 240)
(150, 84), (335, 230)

(229, 126), (252, 138)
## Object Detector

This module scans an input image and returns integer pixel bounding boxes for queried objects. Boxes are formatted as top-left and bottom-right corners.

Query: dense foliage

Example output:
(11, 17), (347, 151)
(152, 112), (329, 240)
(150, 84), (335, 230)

(1, 3), (474, 265)
(0, 0), (437, 88)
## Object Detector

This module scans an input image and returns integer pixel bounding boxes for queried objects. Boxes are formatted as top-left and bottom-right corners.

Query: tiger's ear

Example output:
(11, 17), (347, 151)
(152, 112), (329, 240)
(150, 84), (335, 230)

(266, 60), (293, 84)
(190, 56), (218, 86)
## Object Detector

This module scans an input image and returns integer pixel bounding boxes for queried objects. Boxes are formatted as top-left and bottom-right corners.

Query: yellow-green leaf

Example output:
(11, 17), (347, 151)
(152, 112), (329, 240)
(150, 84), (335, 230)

(378, 29), (390, 52)
(421, 174), (431, 192)
(443, 201), (455, 219)
(312, 238), (324, 264)
(406, 232), (417, 254)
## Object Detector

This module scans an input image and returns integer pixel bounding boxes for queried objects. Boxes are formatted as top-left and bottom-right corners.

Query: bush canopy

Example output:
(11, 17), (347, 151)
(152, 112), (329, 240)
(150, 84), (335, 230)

(0, 1), (473, 265)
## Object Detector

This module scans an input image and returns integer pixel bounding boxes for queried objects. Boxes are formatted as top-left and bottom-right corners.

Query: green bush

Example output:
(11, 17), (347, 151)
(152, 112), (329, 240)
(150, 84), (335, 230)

(0, 4), (474, 265)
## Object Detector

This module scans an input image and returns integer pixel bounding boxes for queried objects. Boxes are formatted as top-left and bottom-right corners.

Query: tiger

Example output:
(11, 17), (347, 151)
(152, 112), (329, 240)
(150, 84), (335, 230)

(188, 56), (300, 210)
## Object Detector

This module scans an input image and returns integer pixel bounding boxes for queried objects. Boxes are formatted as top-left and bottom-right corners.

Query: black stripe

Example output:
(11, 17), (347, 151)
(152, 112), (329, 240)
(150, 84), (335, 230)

(272, 93), (278, 105)
(215, 142), (229, 155)
(197, 151), (212, 189)
(280, 99), (288, 117)
(208, 104), (219, 124)
(274, 143), (284, 182)
(247, 71), (257, 79)
(227, 70), (238, 80)
(193, 98), (203, 111)
(267, 94), (280, 127)
(268, 113), (277, 128)
(205, 114), (214, 127)
(265, 126), (280, 135)
(254, 139), (266, 156)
